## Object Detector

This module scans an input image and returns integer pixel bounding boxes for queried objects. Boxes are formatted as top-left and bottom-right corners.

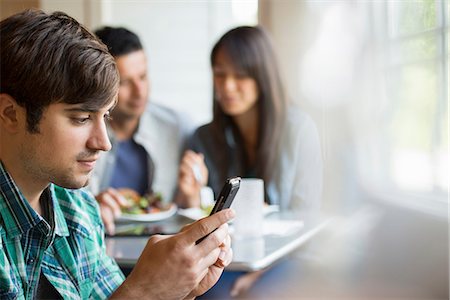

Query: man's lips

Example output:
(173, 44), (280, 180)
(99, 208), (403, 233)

(78, 156), (99, 162)
(128, 99), (146, 109)
(77, 158), (98, 169)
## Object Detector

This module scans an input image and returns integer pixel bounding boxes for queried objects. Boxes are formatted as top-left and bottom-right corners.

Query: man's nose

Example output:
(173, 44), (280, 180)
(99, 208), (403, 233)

(87, 120), (112, 152)
(132, 79), (146, 98)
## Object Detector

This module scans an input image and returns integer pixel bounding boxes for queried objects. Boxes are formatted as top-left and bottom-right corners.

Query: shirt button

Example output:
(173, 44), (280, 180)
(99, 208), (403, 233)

(28, 258), (34, 264)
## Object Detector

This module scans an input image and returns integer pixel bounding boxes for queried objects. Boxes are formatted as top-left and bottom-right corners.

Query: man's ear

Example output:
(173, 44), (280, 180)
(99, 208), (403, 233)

(0, 93), (21, 133)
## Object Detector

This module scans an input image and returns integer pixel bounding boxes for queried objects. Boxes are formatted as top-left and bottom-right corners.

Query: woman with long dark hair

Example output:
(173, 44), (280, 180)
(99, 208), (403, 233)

(176, 25), (323, 298)
(177, 26), (322, 214)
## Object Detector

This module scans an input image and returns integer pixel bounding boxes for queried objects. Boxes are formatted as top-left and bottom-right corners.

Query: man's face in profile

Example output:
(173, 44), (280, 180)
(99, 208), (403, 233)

(113, 50), (150, 121)
(16, 100), (116, 189)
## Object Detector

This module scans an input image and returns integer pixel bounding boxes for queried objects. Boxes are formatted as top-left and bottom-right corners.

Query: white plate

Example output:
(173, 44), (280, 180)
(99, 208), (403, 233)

(177, 207), (208, 220)
(178, 205), (280, 221)
(116, 204), (177, 222)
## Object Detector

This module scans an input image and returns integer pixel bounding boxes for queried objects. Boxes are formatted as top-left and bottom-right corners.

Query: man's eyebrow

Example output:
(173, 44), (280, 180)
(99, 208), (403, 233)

(64, 101), (116, 113)
(64, 107), (98, 113)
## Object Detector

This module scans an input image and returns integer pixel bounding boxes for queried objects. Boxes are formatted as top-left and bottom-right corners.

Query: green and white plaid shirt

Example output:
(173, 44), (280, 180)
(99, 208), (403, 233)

(0, 162), (125, 299)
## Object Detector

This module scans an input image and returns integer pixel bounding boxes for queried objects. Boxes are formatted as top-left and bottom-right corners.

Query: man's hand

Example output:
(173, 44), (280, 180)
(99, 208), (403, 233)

(184, 226), (233, 299)
(177, 150), (208, 208)
(95, 188), (130, 235)
(111, 209), (234, 299)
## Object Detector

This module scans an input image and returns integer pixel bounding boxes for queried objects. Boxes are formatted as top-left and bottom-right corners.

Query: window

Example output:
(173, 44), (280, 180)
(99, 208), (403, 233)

(369, 0), (448, 199)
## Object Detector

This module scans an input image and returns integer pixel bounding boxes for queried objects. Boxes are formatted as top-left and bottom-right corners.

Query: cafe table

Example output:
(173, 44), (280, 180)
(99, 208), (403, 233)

(105, 210), (330, 272)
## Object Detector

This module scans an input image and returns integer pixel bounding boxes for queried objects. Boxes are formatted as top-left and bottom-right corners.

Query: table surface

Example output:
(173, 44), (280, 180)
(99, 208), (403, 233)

(106, 212), (330, 272)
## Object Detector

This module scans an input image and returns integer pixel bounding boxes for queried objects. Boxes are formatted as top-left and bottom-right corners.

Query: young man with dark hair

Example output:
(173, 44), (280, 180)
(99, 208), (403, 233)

(0, 9), (233, 299)
(90, 26), (198, 234)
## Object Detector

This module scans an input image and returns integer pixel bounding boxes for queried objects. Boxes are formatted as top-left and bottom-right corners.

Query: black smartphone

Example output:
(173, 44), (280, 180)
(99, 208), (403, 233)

(196, 176), (241, 244)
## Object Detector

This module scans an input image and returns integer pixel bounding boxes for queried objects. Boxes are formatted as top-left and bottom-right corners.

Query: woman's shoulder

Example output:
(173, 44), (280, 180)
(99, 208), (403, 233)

(194, 122), (214, 133)
(191, 122), (215, 140)
(281, 104), (320, 148)
(284, 104), (317, 130)
(188, 122), (215, 148)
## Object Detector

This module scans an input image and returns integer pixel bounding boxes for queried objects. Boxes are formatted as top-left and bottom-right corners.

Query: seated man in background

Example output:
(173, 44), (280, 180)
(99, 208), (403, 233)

(90, 26), (192, 234)
(0, 9), (233, 299)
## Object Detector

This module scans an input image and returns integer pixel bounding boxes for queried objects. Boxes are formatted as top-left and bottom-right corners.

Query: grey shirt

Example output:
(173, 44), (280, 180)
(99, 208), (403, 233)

(188, 105), (323, 213)
(88, 102), (193, 203)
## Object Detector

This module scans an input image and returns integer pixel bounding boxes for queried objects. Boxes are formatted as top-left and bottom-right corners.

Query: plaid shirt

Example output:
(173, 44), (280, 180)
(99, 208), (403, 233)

(0, 163), (124, 299)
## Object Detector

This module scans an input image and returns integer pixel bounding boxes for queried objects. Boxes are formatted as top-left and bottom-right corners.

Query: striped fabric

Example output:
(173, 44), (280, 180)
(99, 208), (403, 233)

(0, 162), (124, 299)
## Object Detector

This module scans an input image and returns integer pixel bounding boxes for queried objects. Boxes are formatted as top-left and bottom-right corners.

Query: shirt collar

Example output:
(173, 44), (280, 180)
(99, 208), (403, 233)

(49, 184), (69, 237)
(0, 162), (69, 239)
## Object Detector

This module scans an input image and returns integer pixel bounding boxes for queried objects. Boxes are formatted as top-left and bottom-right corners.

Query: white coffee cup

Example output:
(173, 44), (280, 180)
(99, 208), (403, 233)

(231, 178), (264, 240)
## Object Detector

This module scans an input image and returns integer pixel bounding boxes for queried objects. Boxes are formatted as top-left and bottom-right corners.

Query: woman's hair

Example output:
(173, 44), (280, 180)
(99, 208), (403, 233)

(0, 9), (119, 133)
(210, 26), (287, 185)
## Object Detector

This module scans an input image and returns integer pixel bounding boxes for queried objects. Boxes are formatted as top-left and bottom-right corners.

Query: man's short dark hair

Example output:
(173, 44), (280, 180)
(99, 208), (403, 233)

(0, 9), (119, 133)
(94, 26), (143, 57)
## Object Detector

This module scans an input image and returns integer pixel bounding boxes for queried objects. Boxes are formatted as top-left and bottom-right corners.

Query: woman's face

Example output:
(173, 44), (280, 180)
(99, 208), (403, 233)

(213, 48), (259, 117)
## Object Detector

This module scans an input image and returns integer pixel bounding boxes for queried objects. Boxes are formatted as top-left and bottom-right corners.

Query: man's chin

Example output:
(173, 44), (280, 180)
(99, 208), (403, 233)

(52, 176), (90, 189)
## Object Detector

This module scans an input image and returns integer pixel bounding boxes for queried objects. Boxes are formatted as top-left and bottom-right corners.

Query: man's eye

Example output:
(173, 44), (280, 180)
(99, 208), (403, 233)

(72, 117), (90, 124)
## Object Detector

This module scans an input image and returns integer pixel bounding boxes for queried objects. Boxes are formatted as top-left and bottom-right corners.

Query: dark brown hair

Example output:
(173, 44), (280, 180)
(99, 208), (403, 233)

(0, 9), (119, 133)
(210, 26), (287, 184)
(94, 26), (143, 57)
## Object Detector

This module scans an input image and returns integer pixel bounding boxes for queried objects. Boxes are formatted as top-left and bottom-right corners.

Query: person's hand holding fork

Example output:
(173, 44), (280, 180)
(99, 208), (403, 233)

(176, 150), (208, 208)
